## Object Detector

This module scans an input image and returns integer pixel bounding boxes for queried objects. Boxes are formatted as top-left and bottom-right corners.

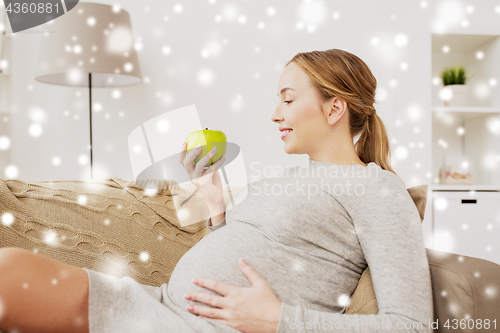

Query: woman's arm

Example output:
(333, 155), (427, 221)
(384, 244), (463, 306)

(274, 173), (434, 333)
(206, 216), (226, 232)
(205, 199), (227, 232)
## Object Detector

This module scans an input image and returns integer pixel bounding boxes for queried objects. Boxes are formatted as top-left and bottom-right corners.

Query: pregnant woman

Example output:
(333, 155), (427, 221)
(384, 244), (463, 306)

(0, 49), (433, 333)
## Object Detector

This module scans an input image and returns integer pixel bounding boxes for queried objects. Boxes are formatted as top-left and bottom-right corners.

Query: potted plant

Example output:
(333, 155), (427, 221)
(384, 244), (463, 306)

(439, 65), (469, 107)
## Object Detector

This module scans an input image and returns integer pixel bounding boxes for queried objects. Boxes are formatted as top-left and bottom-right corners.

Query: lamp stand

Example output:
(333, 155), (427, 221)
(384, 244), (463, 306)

(89, 72), (93, 180)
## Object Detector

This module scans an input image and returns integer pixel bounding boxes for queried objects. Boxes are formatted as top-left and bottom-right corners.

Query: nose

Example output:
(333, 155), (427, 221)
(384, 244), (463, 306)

(271, 104), (283, 124)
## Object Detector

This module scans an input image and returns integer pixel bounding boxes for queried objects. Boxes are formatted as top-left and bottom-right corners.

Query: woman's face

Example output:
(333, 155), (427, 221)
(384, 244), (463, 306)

(271, 62), (331, 156)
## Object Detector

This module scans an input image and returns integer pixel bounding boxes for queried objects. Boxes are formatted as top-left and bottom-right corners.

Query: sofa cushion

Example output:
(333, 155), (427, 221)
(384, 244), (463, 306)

(407, 185), (428, 223)
(342, 184), (428, 314)
(425, 248), (500, 332)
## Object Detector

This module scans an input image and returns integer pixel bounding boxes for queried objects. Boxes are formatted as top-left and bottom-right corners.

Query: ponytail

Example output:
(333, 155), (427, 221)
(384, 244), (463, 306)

(356, 110), (393, 172)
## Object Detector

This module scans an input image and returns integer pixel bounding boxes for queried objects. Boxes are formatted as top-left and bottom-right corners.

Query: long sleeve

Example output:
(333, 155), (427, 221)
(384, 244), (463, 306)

(275, 172), (434, 333)
(206, 216), (227, 233)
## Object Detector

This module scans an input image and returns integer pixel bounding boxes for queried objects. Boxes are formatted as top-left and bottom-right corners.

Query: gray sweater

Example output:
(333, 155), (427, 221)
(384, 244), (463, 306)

(167, 158), (433, 333)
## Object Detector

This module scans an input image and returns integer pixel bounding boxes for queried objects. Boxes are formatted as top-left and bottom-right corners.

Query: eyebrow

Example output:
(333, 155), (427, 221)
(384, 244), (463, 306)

(277, 87), (295, 96)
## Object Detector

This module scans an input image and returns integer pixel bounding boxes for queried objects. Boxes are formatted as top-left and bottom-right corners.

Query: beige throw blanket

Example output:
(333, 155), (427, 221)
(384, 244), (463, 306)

(0, 177), (239, 287)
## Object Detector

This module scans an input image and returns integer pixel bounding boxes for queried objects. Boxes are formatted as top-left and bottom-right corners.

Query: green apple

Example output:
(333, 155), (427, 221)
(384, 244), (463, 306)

(186, 128), (227, 168)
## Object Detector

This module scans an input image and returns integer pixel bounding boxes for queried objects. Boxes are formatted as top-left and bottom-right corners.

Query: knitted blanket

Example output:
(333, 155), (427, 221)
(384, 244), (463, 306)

(0, 177), (239, 287)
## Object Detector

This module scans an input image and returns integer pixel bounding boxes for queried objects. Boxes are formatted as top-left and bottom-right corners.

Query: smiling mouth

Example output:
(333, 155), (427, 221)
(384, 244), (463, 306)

(281, 130), (293, 140)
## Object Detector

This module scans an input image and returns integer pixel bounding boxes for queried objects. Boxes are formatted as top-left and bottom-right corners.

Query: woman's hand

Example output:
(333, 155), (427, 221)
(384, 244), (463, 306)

(185, 258), (282, 333)
(178, 141), (226, 205)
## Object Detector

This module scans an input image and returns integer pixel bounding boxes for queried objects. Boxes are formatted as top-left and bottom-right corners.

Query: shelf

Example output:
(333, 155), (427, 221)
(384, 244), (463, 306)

(432, 106), (500, 113)
(430, 31), (500, 189)
(432, 106), (500, 120)
(432, 33), (500, 54)
(431, 184), (500, 191)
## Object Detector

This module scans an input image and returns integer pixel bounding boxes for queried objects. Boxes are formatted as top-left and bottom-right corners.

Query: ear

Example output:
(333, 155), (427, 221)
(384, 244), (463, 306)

(324, 96), (348, 126)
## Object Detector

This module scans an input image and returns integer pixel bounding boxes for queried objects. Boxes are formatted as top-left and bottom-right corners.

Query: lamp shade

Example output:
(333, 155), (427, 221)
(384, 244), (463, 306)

(35, 2), (141, 87)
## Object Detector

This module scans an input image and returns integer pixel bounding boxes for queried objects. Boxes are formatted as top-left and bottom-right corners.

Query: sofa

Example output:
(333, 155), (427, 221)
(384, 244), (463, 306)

(1, 177), (499, 332)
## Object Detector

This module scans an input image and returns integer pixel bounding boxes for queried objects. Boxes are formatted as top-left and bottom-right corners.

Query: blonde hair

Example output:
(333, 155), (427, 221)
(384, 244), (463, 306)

(286, 49), (401, 180)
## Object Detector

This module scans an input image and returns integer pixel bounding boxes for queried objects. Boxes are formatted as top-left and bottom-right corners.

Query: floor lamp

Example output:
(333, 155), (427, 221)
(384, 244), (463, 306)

(35, 2), (142, 179)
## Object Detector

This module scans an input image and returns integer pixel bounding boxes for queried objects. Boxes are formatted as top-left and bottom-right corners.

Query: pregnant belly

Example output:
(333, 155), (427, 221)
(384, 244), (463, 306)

(166, 222), (354, 315)
(167, 223), (263, 310)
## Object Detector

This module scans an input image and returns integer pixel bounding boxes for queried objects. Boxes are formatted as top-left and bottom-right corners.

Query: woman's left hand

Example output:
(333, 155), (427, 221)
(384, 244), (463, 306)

(185, 258), (282, 333)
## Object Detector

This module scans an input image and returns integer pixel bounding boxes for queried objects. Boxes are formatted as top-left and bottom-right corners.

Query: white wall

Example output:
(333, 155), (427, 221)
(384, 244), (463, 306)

(2, 0), (500, 187)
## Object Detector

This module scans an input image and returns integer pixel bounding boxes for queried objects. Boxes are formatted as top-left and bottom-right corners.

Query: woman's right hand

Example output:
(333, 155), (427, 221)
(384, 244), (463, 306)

(178, 141), (226, 206)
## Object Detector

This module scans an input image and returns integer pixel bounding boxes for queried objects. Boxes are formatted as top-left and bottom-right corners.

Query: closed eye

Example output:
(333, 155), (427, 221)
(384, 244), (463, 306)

(284, 100), (292, 105)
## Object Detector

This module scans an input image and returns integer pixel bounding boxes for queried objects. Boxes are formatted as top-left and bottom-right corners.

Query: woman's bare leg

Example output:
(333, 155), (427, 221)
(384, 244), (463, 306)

(0, 247), (89, 333)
